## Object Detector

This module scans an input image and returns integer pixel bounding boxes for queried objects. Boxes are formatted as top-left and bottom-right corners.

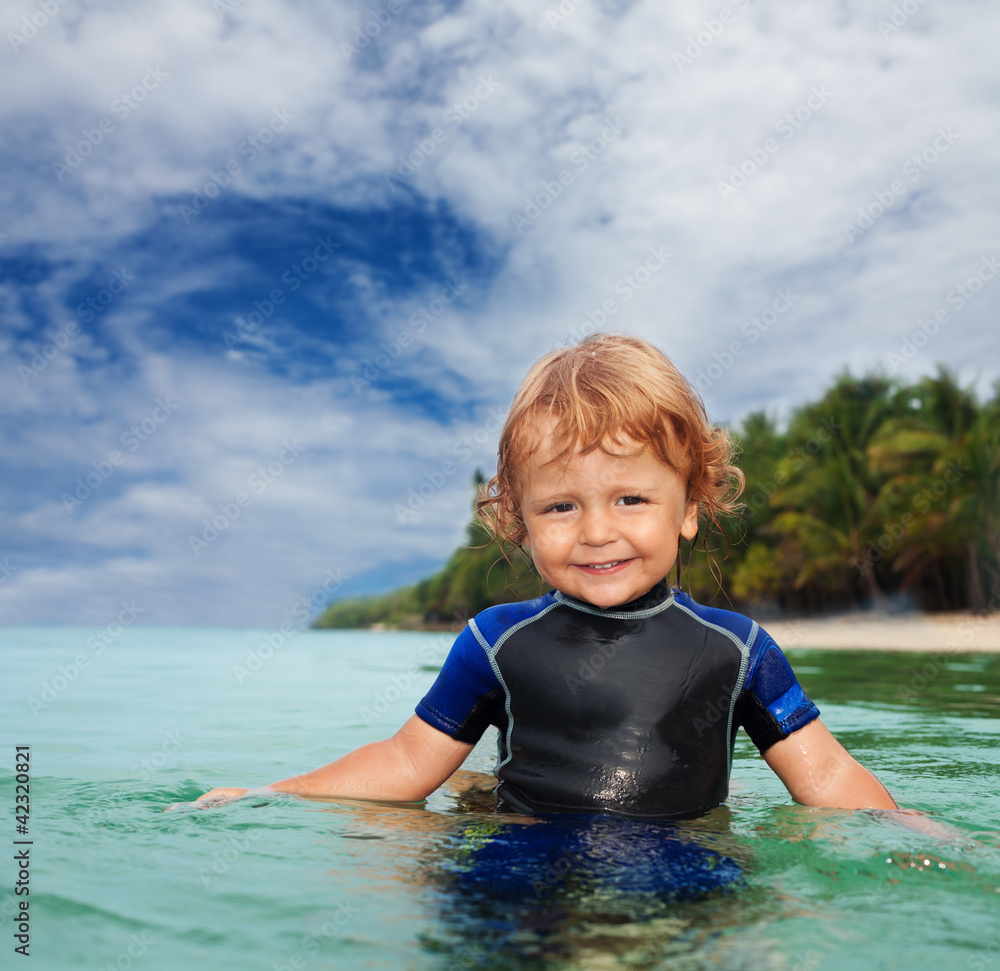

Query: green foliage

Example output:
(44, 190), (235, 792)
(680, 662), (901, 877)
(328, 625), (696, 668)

(730, 366), (999, 612)
(314, 368), (999, 627)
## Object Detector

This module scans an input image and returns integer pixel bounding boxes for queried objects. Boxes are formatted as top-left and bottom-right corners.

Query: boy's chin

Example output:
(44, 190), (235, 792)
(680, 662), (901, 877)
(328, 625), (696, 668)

(567, 580), (658, 609)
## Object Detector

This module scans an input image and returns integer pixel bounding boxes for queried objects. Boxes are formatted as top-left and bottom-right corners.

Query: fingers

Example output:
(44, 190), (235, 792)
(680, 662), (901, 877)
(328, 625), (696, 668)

(164, 787), (250, 812)
(203, 787), (248, 801)
(194, 787), (250, 807)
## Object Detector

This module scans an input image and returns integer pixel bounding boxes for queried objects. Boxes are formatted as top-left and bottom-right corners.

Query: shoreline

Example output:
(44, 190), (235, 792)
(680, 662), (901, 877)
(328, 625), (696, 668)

(367, 611), (1000, 651)
(760, 610), (1000, 652)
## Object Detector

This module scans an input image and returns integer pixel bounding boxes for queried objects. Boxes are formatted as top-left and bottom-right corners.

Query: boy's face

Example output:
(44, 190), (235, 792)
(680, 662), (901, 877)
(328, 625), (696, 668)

(519, 422), (699, 608)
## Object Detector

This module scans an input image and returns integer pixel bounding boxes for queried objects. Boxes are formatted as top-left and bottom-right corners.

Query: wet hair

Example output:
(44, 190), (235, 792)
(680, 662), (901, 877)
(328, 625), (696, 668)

(477, 333), (744, 548)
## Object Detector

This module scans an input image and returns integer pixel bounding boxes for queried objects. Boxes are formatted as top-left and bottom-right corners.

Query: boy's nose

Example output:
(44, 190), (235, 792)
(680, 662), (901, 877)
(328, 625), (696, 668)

(579, 508), (618, 546)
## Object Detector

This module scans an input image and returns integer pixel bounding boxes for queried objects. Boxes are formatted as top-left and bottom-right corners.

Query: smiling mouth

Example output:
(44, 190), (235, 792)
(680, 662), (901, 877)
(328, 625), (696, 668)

(576, 559), (631, 573)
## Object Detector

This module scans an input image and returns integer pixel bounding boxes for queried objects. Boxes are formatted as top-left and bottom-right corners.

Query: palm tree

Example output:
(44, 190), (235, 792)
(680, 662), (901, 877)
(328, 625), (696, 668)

(867, 369), (999, 610)
(765, 372), (908, 609)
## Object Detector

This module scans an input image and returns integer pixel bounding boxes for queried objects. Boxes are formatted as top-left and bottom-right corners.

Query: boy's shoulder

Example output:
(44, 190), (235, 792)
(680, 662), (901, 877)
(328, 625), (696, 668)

(669, 589), (760, 648)
(469, 592), (560, 646)
(468, 587), (772, 654)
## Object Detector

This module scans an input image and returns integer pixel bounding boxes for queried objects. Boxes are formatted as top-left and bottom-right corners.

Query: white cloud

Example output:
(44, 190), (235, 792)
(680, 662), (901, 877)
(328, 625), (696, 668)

(1, 0), (997, 624)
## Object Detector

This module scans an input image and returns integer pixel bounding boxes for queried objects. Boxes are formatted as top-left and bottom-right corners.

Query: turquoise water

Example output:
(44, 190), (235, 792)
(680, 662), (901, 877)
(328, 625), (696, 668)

(1, 625), (998, 970)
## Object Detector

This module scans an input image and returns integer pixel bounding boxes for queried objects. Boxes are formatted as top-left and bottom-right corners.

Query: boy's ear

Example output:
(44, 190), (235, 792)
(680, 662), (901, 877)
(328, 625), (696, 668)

(680, 500), (699, 541)
(518, 514), (530, 549)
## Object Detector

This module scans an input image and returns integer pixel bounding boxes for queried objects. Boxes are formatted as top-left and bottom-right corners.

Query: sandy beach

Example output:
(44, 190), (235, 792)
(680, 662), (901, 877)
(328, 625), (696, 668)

(382, 610), (1000, 651)
(762, 611), (1000, 652)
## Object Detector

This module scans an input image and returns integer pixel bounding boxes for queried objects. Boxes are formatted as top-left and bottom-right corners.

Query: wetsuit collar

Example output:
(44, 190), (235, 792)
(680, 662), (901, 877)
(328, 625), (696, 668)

(553, 578), (675, 618)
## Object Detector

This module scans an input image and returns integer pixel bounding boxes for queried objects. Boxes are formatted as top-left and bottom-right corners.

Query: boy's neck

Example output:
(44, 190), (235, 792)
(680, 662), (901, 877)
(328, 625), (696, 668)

(557, 577), (672, 612)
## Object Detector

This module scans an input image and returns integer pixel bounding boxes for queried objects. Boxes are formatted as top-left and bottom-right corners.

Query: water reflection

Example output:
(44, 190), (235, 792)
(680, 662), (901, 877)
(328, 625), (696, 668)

(324, 772), (769, 969)
(787, 649), (1000, 716)
(426, 813), (745, 968)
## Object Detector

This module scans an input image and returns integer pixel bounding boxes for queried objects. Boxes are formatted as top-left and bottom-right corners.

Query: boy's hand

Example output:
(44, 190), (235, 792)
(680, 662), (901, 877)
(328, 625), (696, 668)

(163, 787), (251, 811)
(195, 787), (251, 807)
(171, 715), (473, 811)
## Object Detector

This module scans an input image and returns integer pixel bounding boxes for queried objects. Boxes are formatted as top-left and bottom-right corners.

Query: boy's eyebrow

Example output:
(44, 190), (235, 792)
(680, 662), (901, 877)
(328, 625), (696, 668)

(523, 487), (577, 510)
(526, 480), (665, 506)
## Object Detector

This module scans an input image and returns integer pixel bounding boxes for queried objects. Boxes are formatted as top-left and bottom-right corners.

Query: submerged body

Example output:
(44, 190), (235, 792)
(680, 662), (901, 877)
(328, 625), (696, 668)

(417, 581), (818, 817)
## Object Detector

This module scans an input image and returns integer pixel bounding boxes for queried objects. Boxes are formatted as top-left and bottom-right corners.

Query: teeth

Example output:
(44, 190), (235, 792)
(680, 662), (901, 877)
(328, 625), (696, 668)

(590, 561), (621, 570)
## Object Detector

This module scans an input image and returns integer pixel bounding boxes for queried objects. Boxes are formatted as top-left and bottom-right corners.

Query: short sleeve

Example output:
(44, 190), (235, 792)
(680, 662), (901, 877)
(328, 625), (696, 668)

(738, 629), (820, 753)
(415, 624), (504, 744)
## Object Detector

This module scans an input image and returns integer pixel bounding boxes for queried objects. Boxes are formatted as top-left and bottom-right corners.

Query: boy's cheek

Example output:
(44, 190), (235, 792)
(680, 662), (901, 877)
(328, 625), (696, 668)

(524, 546), (553, 582)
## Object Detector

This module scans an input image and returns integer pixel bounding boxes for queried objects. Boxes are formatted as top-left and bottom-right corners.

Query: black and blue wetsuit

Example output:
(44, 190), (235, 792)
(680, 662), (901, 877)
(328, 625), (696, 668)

(416, 579), (819, 818)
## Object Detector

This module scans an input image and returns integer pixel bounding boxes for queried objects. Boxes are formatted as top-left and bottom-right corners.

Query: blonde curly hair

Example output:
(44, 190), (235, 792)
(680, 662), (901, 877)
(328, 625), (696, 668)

(477, 333), (744, 548)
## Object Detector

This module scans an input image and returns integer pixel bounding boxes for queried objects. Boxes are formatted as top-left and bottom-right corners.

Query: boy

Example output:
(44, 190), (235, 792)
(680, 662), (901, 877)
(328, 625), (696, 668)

(197, 334), (896, 816)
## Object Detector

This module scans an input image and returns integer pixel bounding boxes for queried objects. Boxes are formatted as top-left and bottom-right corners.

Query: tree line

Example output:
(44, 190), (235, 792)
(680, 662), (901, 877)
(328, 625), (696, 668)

(313, 367), (999, 628)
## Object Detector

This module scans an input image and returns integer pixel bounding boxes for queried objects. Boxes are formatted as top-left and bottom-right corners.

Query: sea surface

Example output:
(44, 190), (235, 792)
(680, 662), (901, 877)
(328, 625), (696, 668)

(0, 625), (998, 970)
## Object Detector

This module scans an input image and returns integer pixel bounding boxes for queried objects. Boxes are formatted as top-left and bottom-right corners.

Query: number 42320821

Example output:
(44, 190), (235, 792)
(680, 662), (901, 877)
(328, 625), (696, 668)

(15, 746), (30, 831)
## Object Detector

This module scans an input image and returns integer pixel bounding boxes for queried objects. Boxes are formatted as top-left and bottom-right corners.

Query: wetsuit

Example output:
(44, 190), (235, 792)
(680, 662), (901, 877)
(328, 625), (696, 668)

(415, 580), (819, 818)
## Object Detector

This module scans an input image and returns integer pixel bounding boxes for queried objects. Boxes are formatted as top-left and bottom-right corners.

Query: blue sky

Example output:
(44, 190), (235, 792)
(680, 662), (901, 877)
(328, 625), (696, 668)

(2, 0), (998, 626)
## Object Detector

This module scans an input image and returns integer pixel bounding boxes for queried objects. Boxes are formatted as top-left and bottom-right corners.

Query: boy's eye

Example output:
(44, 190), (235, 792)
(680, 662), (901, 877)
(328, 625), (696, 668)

(548, 502), (575, 513)
(617, 496), (646, 506)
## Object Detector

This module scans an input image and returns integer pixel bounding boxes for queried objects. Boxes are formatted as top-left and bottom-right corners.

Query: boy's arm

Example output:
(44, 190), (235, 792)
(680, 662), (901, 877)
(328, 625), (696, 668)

(195, 714), (474, 806)
(763, 718), (898, 810)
